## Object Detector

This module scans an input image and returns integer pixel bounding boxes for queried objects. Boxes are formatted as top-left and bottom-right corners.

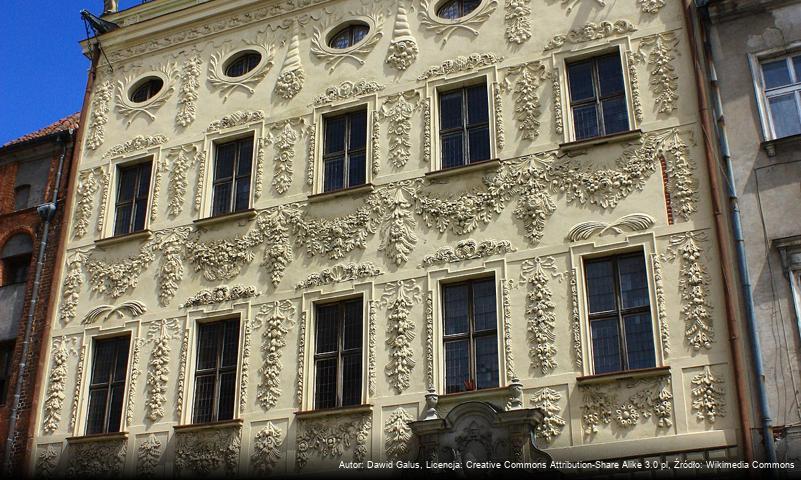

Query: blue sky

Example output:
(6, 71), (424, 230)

(0, 1), (143, 145)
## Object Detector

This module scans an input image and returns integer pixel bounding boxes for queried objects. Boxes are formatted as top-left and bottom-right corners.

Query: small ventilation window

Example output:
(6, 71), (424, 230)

(224, 51), (262, 78)
(328, 23), (370, 49)
(129, 77), (164, 103)
(437, 0), (481, 20)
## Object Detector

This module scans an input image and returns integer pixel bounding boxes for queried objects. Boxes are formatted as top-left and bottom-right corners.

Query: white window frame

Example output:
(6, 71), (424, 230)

(749, 45), (801, 143)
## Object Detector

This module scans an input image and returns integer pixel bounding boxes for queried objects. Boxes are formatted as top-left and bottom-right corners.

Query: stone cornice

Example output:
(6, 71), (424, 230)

(707, 0), (799, 22)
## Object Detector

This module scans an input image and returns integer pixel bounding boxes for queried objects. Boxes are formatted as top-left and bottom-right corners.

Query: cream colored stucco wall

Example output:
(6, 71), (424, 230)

(32, 0), (743, 475)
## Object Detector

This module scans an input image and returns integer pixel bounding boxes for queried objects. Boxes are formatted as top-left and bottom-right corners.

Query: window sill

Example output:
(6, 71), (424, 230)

(307, 183), (374, 204)
(438, 385), (509, 403)
(425, 158), (501, 181)
(762, 133), (801, 157)
(295, 403), (373, 419)
(576, 365), (671, 386)
(66, 431), (128, 444)
(559, 129), (643, 154)
(173, 418), (243, 433)
(94, 230), (152, 249)
(193, 209), (257, 228)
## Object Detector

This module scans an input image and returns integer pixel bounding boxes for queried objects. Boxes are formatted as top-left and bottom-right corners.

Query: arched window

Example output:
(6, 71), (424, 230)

(328, 23), (370, 49)
(436, 0), (481, 19)
(224, 51), (262, 78)
(1, 234), (33, 286)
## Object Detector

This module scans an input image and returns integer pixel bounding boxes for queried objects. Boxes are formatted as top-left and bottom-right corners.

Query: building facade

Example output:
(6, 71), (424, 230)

(0, 114), (79, 474)
(31, 0), (751, 475)
(700, 0), (801, 462)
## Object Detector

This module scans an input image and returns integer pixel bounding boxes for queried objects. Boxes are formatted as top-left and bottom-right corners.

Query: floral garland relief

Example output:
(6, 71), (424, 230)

(665, 232), (714, 350)
(254, 300), (296, 410)
(145, 319), (179, 422)
(520, 257), (563, 375)
(502, 61), (548, 140)
(381, 280), (422, 394)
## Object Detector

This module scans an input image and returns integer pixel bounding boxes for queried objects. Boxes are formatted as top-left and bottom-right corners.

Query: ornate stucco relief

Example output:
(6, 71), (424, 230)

(636, 32), (679, 114)
(36, 445), (60, 477)
(82, 301), (147, 325)
(241, 315), (253, 414)
(254, 300), (296, 410)
(194, 150), (208, 213)
(569, 269), (583, 370)
(174, 426), (242, 476)
(153, 226), (192, 306)
(208, 44), (274, 101)
(42, 336), (77, 434)
(372, 110), (382, 176)
(665, 232), (714, 350)
(502, 279), (517, 381)
(552, 70), (564, 135)
(275, 33), (305, 100)
(207, 110), (265, 133)
(421, 239), (516, 267)
(504, 0), (532, 45)
(418, 0), (498, 43)
(690, 366), (726, 423)
(176, 327), (189, 419)
(145, 318), (179, 422)
(69, 344), (87, 431)
(263, 119), (305, 196)
(377, 91), (420, 169)
(295, 415), (371, 470)
(639, 0), (667, 14)
(651, 253), (670, 357)
(67, 438), (127, 477)
(125, 337), (144, 427)
(166, 144), (199, 217)
(252, 422), (283, 474)
(560, 0), (607, 13)
(627, 51), (645, 123)
(493, 81), (506, 150)
(381, 280), (422, 394)
(115, 65), (178, 125)
(102, 134), (169, 160)
(305, 123), (316, 186)
(379, 186), (418, 266)
(59, 250), (89, 325)
(176, 55), (202, 127)
(544, 20), (637, 51)
(530, 387), (566, 444)
(520, 257), (562, 375)
(580, 375), (673, 436)
(296, 311), (307, 406)
(425, 291), (434, 391)
(566, 214), (655, 242)
(87, 244), (154, 299)
(311, 9), (383, 71)
(73, 168), (103, 239)
(384, 408), (414, 460)
(368, 300), (377, 395)
(86, 80), (113, 150)
(137, 434), (163, 477)
(313, 80), (385, 107)
(386, 3), (418, 71)
(96, 168), (111, 235)
(502, 61), (547, 140)
(182, 285), (260, 309)
(295, 262), (382, 290)
(418, 53), (503, 81)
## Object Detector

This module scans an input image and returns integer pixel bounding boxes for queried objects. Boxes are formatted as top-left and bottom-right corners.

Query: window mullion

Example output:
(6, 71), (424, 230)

(462, 89), (470, 166)
(343, 116), (351, 189)
(593, 60), (606, 136)
(613, 257), (630, 371)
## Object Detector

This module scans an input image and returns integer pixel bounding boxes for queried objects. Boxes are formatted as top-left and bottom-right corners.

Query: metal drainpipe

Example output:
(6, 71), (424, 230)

(2, 131), (71, 473)
(694, 0), (777, 463)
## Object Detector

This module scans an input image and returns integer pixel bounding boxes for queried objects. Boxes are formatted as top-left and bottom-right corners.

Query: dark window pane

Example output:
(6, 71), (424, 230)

(91, 342), (114, 386)
(472, 280), (496, 331)
(441, 133), (464, 169)
(217, 372), (236, 421)
(769, 94), (801, 138)
(197, 324), (219, 371)
(113, 340), (130, 382)
(341, 353), (362, 406)
(14, 185), (30, 211)
(192, 375), (215, 424)
(573, 104), (600, 140)
(443, 284), (469, 335)
(343, 301), (362, 351)
(212, 183), (232, 216)
(237, 144), (253, 176)
(117, 168), (137, 202)
(316, 305), (339, 354)
(314, 358), (337, 409)
(348, 153), (366, 187)
(474, 335), (499, 390)
(107, 384), (124, 433)
(625, 313), (656, 370)
(352, 26), (368, 44)
(763, 59), (792, 89)
(114, 205), (133, 237)
(467, 85), (489, 125)
(794, 56), (801, 80)
(222, 320), (240, 367)
(215, 145), (236, 180)
(619, 255), (649, 309)
(591, 318), (621, 374)
(226, 52), (261, 77)
(468, 127), (490, 163)
(234, 178), (250, 212)
(597, 54), (625, 97)
(133, 199), (147, 232)
(87, 337), (130, 434)
(602, 97), (629, 135)
(137, 163), (152, 197)
(440, 91), (464, 130)
(586, 260), (616, 313)
(349, 110), (367, 150)
(325, 116), (346, 154)
(324, 157), (345, 192)
(437, 0), (460, 19)
(568, 61), (596, 102)
(445, 340), (469, 393)
(86, 389), (108, 434)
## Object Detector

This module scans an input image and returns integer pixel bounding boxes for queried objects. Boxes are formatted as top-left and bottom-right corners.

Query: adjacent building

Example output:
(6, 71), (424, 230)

(0, 113), (79, 474)
(30, 0), (759, 475)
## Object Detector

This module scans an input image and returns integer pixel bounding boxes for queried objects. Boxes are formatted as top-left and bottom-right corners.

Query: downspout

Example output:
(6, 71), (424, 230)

(16, 42), (101, 476)
(693, 0), (778, 463)
(680, 0), (755, 462)
(2, 134), (71, 474)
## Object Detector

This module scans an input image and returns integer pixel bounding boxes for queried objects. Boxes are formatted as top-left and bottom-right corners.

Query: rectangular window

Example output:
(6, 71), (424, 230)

(584, 252), (655, 375)
(113, 161), (152, 236)
(439, 83), (490, 169)
(314, 298), (363, 409)
(192, 318), (240, 424)
(2, 254), (30, 286)
(322, 109), (367, 193)
(442, 277), (499, 394)
(0, 342), (13, 406)
(212, 137), (253, 216)
(86, 336), (130, 435)
(760, 53), (801, 139)
(567, 52), (630, 141)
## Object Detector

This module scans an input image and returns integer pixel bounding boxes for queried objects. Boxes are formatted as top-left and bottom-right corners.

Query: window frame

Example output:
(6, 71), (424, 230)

(312, 297), (364, 410)
(436, 0), (482, 20)
(112, 159), (153, 237)
(129, 77), (164, 104)
(210, 135), (254, 217)
(327, 23), (370, 50)
(436, 81), (492, 170)
(755, 52), (801, 141)
(191, 318), (241, 425)
(13, 184), (31, 211)
(224, 51), (262, 78)
(565, 51), (630, 141)
(0, 341), (13, 406)
(441, 276), (499, 394)
(321, 108), (368, 194)
(1, 254), (31, 286)
(85, 335), (131, 435)
(583, 251), (655, 375)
